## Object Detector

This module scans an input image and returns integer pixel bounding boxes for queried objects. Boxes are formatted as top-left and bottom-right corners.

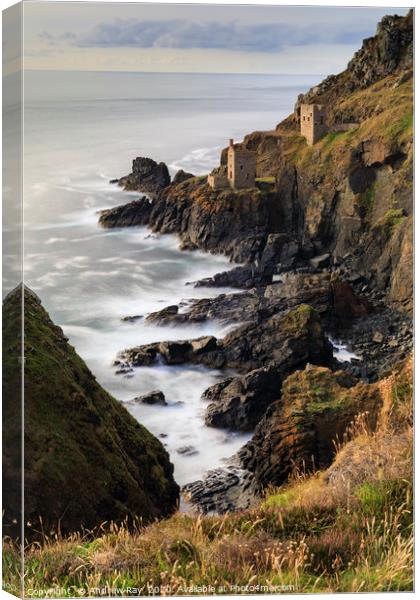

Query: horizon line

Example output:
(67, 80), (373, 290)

(22, 68), (327, 77)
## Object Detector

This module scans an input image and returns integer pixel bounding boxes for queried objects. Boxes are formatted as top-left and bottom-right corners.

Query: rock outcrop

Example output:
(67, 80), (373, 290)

(239, 365), (382, 488)
(112, 156), (170, 197)
(172, 169), (195, 185)
(99, 197), (152, 228)
(2, 286), (179, 540)
(101, 9), (412, 311)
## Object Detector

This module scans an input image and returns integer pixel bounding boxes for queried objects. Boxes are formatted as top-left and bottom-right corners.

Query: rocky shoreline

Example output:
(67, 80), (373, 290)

(99, 11), (413, 514)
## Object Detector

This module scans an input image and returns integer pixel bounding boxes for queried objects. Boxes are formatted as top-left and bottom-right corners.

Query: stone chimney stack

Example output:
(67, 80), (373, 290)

(229, 138), (234, 147)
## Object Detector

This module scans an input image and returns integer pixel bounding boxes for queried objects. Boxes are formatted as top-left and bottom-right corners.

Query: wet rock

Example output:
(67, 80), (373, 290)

(121, 315), (143, 323)
(177, 445), (198, 456)
(117, 157), (170, 196)
(201, 305), (333, 431)
(159, 340), (194, 365)
(99, 198), (153, 228)
(331, 306), (412, 381)
(147, 305), (178, 321)
(204, 366), (281, 431)
(120, 302), (333, 380)
(115, 366), (134, 375)
(130, 390), (167, 406)
(118, 336), (220, 368)
(192, 265), (271, 290)
(146, 289), (259, 326)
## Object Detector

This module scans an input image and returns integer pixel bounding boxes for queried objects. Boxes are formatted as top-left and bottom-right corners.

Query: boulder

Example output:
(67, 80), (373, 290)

(130, 390), (167, 406)
(204, 365), (281, 431)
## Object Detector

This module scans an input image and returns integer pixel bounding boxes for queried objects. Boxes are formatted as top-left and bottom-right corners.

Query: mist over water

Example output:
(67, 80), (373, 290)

(17, 70), (319, 485)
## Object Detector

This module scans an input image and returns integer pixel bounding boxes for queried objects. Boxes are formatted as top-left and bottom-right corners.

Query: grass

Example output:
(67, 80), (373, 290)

(3, 357), (413, 597)
(375, 209), (407, 237)
(356, 185), (376, 217)
(255, 176), (276, 183)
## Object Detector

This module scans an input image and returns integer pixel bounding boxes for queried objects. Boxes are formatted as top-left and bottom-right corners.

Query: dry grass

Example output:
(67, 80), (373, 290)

(3, 360), (413, 597)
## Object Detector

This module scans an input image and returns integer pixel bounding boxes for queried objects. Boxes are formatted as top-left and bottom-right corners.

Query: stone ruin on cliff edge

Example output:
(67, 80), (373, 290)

(300, 104), (327, 145)
(299, 103), (359, 145)
(208, 139), (256, 191)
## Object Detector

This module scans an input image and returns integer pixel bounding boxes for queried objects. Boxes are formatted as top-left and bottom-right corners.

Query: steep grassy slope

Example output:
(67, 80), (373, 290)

(3, 357), (412, 595)
(229, 11), (413, 310)
(2, 286), (179, 541)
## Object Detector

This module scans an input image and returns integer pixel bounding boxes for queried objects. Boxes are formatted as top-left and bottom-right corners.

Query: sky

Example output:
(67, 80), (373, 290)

(13, 2), (409, 75)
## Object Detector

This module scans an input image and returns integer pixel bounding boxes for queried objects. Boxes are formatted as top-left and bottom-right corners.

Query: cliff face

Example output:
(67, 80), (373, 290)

(99, 12), (412, 311)
(3, 286), (179, 540)
(238, 10), (413, 311)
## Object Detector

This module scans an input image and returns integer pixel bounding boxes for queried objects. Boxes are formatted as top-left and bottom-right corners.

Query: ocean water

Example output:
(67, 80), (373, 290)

(11, 70), (321, 486)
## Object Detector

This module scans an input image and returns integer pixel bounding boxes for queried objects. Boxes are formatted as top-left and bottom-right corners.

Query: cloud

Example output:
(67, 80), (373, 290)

(40, 18), (375, 53)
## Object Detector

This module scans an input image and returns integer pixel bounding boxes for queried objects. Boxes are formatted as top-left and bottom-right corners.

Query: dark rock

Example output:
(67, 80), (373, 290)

(204, 365), (281, 431)
(121, 315), (143, 323)
(172, 169), (195, 185)
(118, 157), (170, 196)
(177, 445), (198, 456)
(99, 198), (152, 228)
(130, 390), (167, 406)
(201, 304), (333, 430)
(120, 303), (332, 376)
(147, 305), (178, 321)
(192, 265), (271, 290)
(118, 336), (219, 368)
(332, 281), (371, 327)
(182, 465), (258, 514)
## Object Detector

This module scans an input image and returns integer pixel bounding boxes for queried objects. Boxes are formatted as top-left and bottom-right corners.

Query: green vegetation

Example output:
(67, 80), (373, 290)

(376, 209), (406, 237)
(356, 185), (376, 216)
(2, 287), (179, 543)
(256, 176), (276, 183)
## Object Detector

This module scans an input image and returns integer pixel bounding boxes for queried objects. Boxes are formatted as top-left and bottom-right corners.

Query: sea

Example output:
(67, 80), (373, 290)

(4, 70), (323, 486)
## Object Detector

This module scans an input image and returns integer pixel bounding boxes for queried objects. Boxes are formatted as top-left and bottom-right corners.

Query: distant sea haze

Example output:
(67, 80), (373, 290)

(15, 70), (320, 484)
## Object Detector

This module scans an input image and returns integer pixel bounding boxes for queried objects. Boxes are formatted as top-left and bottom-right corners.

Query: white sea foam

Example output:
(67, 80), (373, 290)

(19, 70), (319, 485)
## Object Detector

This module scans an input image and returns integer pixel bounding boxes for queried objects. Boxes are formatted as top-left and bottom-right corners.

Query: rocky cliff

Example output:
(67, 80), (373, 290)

(100, 10), (413, 312)
(95, 10), (413, 511)
(2, 286), (179, 540)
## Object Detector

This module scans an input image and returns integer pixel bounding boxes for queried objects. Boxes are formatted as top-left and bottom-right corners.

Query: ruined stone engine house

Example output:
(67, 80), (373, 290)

(208, 139), (256, 190)
(300, 104), (327, 145)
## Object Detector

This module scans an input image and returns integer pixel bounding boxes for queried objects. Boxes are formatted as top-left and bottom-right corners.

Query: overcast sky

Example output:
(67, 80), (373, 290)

(18, 2), (409, 75)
